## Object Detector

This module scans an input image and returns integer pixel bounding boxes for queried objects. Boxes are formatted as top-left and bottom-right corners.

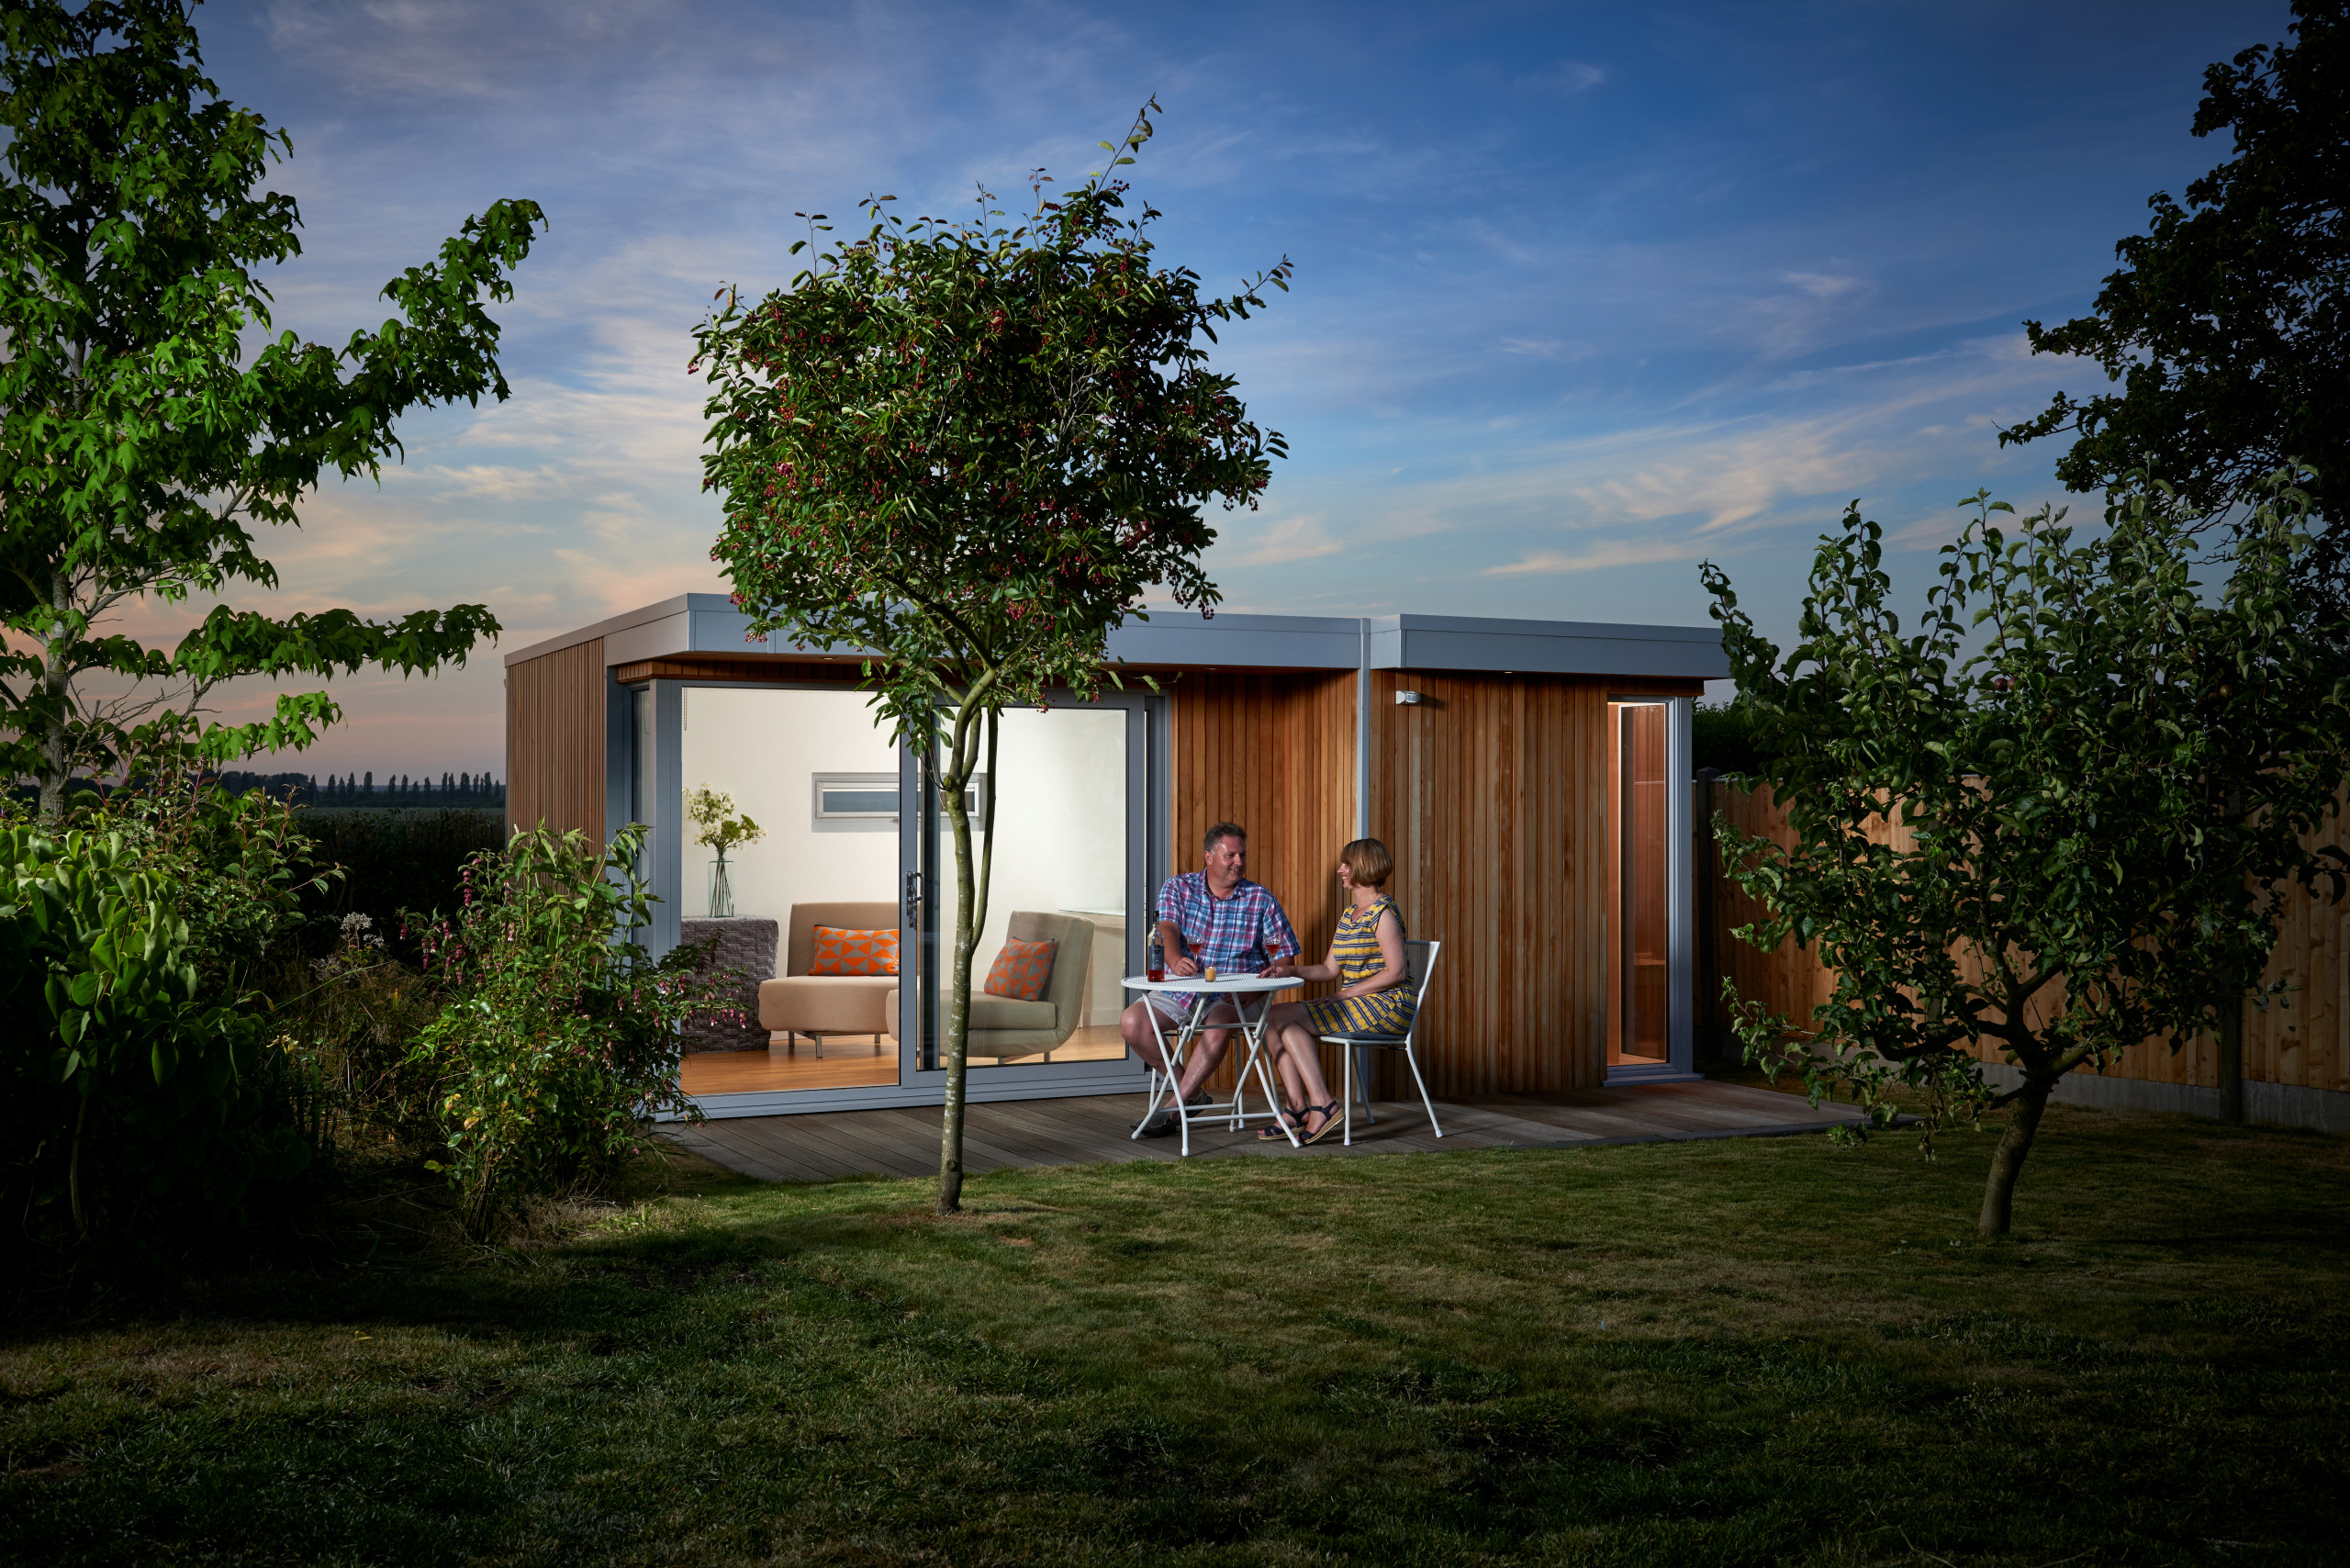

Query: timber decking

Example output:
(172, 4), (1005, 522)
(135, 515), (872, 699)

(663, 1079), (1865, 1182)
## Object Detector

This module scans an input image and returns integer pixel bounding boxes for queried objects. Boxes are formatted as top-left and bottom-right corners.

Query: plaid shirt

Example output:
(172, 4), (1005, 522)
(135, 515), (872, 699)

(1156, 871), (1299, 975)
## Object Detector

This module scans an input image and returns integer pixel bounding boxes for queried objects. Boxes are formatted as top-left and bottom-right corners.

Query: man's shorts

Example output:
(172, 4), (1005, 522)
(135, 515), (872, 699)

(1145, 990), (1242, 1028)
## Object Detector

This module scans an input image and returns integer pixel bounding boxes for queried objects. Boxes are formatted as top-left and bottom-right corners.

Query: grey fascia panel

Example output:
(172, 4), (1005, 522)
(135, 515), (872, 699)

(1103, 612), (1364, 669)
(603, 596), (875, 667)
(503, 595), (692, 667)
(1382, 618), (1729, 679)
(601, 609), (693, 669)
(689, 602), (775, 655)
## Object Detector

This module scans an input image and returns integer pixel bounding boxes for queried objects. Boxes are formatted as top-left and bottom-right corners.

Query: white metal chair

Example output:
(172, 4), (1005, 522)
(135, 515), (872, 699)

(1318, 938), (1443, 1147)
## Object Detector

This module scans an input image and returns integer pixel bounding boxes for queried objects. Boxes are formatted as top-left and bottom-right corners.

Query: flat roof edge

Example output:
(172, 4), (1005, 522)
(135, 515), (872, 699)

(513, 597), (1728, 678)
(504, 595), (698, 666)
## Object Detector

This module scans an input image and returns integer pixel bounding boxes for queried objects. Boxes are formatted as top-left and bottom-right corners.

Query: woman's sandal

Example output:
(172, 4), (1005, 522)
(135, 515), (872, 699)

(1256, 1106), (1306, 1141)
(1301, 1102), (1346, 1145)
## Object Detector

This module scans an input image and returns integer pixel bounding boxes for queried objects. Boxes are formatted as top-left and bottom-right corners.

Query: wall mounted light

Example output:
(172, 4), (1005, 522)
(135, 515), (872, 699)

(1394, 690), (1423, 705)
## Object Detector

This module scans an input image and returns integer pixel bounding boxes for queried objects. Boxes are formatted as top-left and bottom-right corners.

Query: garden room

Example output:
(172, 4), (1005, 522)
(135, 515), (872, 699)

(504, 595), (1726, 1120)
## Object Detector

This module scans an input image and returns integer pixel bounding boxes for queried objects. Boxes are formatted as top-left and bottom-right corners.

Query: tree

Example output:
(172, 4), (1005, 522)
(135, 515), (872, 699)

(2000, 1), (2350, 619)
(1703, 474), (2350, 1235)
(695, 106), (1289, 1213)
(0, 0), (543, 817)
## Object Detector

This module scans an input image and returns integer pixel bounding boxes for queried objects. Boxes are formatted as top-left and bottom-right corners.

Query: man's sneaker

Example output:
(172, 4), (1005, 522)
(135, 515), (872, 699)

(1136, 1109), (1182, 1138)
(1135, 1093), (1208, 1138)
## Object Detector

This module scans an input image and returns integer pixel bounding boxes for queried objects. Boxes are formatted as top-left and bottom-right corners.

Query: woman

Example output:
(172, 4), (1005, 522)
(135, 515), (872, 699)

(1259, 837), (1414, 1145)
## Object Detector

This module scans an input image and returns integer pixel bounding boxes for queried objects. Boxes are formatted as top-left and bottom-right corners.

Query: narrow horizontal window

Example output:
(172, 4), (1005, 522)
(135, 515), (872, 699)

(813, 773), (899, 821)
(810, 772), (987, 824)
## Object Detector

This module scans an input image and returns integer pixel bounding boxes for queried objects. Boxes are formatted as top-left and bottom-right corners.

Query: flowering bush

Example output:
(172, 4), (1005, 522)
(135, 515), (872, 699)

(408, 823), (733, 1238)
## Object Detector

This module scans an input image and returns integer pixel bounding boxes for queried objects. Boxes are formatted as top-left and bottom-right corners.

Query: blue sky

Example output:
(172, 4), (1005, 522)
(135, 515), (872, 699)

(176, 0), (2293, 775)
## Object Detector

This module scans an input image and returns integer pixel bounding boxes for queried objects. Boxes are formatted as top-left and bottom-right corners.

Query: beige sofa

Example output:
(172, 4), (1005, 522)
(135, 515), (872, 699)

(883, 911), (1095, 1061)
(756, 901), (900, 1058)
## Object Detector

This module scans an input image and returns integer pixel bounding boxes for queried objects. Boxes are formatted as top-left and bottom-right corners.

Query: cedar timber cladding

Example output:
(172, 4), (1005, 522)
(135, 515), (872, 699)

(505, 637), (604, 838)
(1169, 673), (1354, 1099)
(1176, 667), (1704, 1099)
(1366, 670), (1696, 1096)
(1171, 672), (1357, 978)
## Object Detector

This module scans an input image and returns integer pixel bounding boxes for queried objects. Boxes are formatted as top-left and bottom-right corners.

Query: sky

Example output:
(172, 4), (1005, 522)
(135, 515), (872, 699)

(151, 0), (2297, 778)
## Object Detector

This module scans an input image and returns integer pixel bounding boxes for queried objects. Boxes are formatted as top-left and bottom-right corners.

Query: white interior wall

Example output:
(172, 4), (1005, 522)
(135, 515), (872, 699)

(674, 690), (1125, 1006)
(678, 687), (901, 967)
(945, 707), (1127, 1018)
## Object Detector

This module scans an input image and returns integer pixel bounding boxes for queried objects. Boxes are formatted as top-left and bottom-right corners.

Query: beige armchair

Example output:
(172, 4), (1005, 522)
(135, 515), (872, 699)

(756, 901), (900, 1058)
(883, 911), (1095, 1061)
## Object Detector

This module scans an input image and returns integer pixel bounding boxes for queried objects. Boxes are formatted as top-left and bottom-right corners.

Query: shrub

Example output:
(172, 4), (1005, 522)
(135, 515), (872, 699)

(295, 807), (507, 959)
(269, 911), (448, 1155)
(407, 824), (727, 1238)
(0, 785), (334, 1249)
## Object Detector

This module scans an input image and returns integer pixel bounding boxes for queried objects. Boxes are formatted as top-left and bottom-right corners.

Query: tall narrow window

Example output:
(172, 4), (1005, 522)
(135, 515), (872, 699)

(1608, 701), (1671, 1068)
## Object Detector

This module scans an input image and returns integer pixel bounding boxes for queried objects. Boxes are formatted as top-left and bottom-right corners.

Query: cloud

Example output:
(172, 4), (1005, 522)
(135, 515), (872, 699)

(1486, 536), (1707, 575)
(1533, 61), (1607, 95)
(1781, 269), (1866, 299)
(1219, 512), (1346, 566)
(263, 1), (688, 101)
(1497, 337), (1591, 361)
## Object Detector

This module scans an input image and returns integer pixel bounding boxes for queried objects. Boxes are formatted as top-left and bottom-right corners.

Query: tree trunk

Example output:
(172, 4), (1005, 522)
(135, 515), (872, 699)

(935, 778), (975, 1215)
(38, 578), (73, 822)
(2215, 995), (2244, 1126)
(69, 1094), (90, 1240)
(1976, 1078), (2052, 1237)
(934, 708), (999, 1217)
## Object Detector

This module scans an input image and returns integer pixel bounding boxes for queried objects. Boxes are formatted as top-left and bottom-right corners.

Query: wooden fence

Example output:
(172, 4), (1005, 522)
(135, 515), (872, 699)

(1695, 780), (2350, 1097)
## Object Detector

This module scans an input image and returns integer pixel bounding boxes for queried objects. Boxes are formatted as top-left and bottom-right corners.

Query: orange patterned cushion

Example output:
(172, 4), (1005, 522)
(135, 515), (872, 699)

(810, 925), (899, 976)
(983, 936), (1056, 1002)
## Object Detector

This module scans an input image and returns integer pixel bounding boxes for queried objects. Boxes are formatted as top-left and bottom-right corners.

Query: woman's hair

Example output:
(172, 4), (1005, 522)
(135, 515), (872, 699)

(1339, 837), (1393, 889)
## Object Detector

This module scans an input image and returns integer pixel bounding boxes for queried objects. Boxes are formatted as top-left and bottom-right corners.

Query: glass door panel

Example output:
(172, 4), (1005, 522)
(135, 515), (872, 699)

(673, 685), (907, 1098)
(923, 703), (1136, 1074)
(1608, 701), (1672, 1068)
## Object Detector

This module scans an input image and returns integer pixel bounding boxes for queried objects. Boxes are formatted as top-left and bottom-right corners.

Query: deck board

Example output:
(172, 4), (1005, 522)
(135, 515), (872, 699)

(668, 1080), (1865, 1183)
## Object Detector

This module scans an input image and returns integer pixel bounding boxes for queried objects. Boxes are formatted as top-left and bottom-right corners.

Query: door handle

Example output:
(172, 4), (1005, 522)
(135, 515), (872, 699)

(903, 870), (924, 927)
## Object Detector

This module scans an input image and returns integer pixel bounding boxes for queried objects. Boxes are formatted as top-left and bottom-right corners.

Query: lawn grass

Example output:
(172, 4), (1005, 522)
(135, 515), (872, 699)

(4, 1103), (2345, 1565)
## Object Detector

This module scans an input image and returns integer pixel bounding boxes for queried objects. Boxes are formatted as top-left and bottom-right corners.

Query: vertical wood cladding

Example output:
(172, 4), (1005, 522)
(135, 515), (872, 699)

(505, 638), (605, 840)
(1170, 671), (1358, 972)
(1708, 784), (2350, 1096)
(1367, 671), (1611, 1095)
(1173, 668), (1702, 1099)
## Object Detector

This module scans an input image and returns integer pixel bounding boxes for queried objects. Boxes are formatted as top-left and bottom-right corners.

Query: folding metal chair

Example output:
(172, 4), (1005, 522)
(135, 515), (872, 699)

(1317, 938), (1443, 1147)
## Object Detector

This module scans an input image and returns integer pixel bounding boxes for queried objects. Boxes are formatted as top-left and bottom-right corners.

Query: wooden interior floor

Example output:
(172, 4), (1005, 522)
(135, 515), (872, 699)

(664, 1079), (1872, 1182)
(679, 1026), (1130, 1097)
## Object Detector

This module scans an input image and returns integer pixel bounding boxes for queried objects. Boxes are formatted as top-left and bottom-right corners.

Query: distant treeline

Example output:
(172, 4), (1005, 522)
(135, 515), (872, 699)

(213, 770), (506, 808)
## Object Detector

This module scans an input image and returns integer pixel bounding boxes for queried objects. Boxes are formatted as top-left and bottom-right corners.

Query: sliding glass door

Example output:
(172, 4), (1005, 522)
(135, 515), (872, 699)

(908, 696), (1151, 1092)
(661, 678), (1157, 1113)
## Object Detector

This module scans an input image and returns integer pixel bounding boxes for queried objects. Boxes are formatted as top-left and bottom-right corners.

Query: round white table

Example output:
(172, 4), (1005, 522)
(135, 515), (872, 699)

(1123, 973), (1304, 1155)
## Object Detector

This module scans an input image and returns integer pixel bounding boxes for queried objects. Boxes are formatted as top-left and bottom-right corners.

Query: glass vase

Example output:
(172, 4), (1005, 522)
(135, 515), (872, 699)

(707, 858), (734, 919)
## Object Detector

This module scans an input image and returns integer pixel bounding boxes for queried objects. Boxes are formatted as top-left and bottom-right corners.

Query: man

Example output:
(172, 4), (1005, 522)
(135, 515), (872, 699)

(1123, 821), (1301, 1137)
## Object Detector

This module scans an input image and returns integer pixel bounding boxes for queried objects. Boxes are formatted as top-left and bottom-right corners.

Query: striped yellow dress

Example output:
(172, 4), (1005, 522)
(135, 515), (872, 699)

(1301, 896), (1416, 1036)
